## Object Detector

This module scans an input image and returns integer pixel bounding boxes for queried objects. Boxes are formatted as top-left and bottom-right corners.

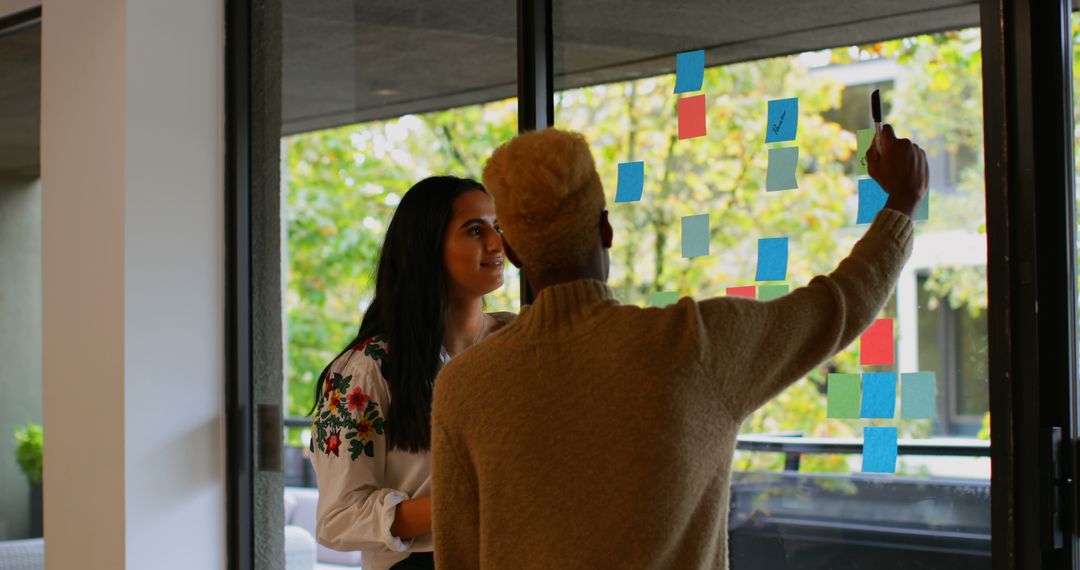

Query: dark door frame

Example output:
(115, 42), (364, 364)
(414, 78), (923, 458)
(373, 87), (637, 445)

(226, 0), (1080, 567)
(981, 0), (1080, 567)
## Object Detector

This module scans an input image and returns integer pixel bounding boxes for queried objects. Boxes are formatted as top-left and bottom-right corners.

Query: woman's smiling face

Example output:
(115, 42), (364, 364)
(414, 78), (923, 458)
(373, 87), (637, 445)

(443, 190), (505, 300)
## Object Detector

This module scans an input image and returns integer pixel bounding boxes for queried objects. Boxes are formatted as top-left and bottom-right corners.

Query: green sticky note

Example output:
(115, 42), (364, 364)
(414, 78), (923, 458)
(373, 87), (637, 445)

(901, 372), (937, 419)
(757, 283), (789, 300)
(650, 291), (679, 307)
(827, 373), (861, 418)
(856, 128), (874, 175)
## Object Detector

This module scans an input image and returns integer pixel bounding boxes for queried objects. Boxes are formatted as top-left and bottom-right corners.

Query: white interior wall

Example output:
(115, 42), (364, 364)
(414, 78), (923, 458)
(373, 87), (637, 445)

(40, 0), (225, 568)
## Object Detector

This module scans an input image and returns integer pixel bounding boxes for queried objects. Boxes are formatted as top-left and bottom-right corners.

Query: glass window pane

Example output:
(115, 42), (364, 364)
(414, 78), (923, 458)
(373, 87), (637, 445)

(555, 3), (989, 567)
(271, 1), (519, 566)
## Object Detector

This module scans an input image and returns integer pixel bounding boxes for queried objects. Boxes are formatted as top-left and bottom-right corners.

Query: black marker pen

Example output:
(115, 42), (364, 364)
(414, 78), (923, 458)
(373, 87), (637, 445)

(871, 89), (883, 154)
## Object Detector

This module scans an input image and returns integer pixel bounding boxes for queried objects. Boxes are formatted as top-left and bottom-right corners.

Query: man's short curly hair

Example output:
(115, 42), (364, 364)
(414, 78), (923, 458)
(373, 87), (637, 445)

(482, 129), (606, 272)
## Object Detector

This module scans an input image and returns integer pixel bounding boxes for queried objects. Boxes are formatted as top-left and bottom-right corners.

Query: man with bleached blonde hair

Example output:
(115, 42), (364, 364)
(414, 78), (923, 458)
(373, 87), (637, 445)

(432, 127), (927, 569)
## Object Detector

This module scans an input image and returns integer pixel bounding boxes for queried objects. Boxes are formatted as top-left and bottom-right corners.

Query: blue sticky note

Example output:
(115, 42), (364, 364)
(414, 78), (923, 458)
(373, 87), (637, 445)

(765, 97), (798, 143)
(755, 237), (788, 281)
(674, 50), (705, 94)
(615, 161), (645, 203)
(862, 427), (898, 473)
(860, 372), (897, 419)
(682, 214), (710, 258)
(766, 146), (799, 191)
(901, 372), (937, 419)
(857, 178), (888, 224)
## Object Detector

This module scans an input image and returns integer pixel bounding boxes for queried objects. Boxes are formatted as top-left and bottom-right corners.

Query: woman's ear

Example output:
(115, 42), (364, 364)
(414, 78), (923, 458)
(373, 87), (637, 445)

(599, 209), (613, 249)
(502, 236), (523, 268)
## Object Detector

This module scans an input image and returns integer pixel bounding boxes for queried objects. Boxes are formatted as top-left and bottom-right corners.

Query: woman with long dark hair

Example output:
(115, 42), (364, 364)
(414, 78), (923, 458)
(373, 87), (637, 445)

(309, 176), (512, 570)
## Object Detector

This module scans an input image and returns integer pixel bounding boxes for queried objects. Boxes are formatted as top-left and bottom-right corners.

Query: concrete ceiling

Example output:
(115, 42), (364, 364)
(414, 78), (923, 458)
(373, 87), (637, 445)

(282, 0), (979, 135)
(0, 1), (986, 160)
(0, 20), (40, 179)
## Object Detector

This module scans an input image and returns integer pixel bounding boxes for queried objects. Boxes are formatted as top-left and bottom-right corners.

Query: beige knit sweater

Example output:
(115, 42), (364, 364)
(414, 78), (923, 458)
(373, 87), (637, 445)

(432, 209), (913, 569)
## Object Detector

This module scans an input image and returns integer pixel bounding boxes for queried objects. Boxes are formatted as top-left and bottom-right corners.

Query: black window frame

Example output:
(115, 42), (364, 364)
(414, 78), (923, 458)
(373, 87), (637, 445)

(225, 0), (1080, 567)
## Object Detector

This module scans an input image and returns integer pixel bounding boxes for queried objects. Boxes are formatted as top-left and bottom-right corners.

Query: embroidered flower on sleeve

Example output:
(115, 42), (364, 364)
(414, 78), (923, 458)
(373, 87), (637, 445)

(347, 386), (370, 412)
(313, 337), (388, 460)
(325, 430), (342, 456)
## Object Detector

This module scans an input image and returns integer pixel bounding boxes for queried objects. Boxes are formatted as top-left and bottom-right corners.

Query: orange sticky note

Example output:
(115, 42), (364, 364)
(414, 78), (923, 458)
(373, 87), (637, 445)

(726, 286), (756, 299)
(678, 94), (707, 140)
(860, 318), (894, 365)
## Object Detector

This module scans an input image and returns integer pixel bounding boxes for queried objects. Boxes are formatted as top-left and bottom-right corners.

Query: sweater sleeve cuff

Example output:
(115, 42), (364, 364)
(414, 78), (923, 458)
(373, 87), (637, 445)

(870, 208), (914, 248)
(380, 491), (414, 552)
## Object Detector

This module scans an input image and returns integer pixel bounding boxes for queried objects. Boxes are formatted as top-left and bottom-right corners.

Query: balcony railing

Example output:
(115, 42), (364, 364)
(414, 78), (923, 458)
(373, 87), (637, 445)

(284, 417), (991, 568)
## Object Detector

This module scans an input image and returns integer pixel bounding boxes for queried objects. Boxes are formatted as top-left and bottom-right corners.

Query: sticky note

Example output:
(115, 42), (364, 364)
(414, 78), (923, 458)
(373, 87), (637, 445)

(615, 161), (645, 203)
(860, 318), (895, 366)
(860, 372), (897, 419)
(726, 286), (756, 299)
(681, 214), (710, 257)
(678, 95), (707, 140)
(757, 284), (789, 300)
(766, 147), (799, 191)
(765, 97), (798, 143)
(674, 50), (705, 94)
(755, 237), (788, 281)
(901, 372), (937, 419)
(915, 192), (929, 221)
(650, 291), (679, 307)
(856, 128), (874, 175)
(862, 427), (898, 473)
(827, 373), (861, 418)
(857, 178), (888, 224)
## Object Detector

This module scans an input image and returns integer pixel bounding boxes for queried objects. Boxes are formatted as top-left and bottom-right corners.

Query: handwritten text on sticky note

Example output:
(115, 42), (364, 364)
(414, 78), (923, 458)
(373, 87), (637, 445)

(765, 97), (798, 143)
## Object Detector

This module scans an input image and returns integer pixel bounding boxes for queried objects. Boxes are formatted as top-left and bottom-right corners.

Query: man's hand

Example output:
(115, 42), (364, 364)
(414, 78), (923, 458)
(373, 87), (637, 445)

(866, 124), (929, 218)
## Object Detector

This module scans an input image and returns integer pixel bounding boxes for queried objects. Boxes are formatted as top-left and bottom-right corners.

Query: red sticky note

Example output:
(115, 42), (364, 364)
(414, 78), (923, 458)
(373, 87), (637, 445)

(860, 318), (894, 365)
(726, 286), (756, 299)
(678, 94), (707, 140)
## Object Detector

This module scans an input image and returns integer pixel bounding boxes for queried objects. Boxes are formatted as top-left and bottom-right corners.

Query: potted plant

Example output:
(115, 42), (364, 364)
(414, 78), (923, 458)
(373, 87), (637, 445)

(13, 421), (43, 537)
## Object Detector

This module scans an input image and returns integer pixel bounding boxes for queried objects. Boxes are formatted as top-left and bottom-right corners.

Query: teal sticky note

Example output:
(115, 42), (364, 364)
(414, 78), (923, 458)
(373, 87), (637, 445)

(674, 50), (705, 94)
(856, 128), (874, 175)
(765, 98), (798, 143)
(827, 373), (861, 418)
(650, 291), (679, 307)
(755, 237), (788, 281)
(914, 191), (929, 221)
(901, 372), (937, 419)
(862, 427), (898, 473)
(681, 214), (710, 258)
(860, 372), (897, 419)
(615, 161), (645, 203)
(766, 147), (799, 191)
(757, 283), (789, 301)
(857, 178), (888, 224)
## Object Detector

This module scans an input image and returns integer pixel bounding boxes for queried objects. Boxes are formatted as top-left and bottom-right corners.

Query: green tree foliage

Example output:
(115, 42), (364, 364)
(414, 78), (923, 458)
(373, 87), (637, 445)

(285, 31), (989, 474)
